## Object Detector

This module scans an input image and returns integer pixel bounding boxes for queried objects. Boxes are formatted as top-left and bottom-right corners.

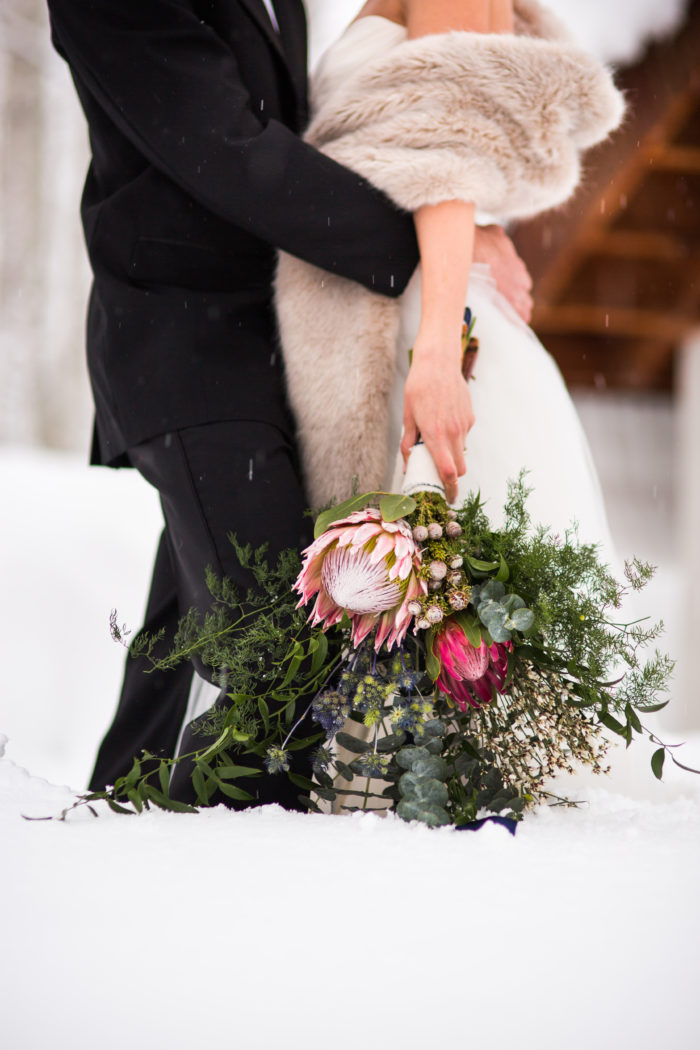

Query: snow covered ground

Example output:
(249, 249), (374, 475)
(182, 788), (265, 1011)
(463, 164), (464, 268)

(2, 448), (699, 1049)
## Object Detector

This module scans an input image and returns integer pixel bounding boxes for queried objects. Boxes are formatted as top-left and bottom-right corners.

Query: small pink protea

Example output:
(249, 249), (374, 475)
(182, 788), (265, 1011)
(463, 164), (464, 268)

(434, 619), (512, 712)
(294, 508), (425, 651)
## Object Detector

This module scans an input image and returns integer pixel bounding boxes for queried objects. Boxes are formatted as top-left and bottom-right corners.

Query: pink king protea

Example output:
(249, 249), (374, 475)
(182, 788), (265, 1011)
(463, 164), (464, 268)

(434, 619), (512, 711)
(294, 508), (425, 651)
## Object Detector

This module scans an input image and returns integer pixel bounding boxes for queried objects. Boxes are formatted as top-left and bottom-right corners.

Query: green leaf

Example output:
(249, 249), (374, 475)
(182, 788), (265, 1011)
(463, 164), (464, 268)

(425, 627), (440, 681)
(106, 798), (136, 816)
(257, 697), (270, 733)
(600, 712), (627, 737)
(495, 554), (510, 583)
(510, 608), (534, 632)
(280, 641), (305, 689)
(651, 748), (665, 780)
(287, 773), (316, 793)
(335, 760), (355, 781)
(314, 492), (379, 539)
(625, 703), (643, 734)
(379, 493), (417, 522)
(309, 633), (329, 676)
(335, 731), (371, 754)
(468, 556), (500, 574)
(158, 763), (171, 796)
(143, 785), (199, 814)
(192, 767), (208, 803)
(126, 789), (144, 814)
(217, 782), (255, 802)
(376, 732), (407, 753)
(636, 700), (670, 714)
(453, 612), (482, 648)
(216, 764), (261, 780)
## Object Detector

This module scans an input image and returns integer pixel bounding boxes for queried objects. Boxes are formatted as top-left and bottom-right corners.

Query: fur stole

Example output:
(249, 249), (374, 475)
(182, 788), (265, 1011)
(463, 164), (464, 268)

(275, 0), (624, 509)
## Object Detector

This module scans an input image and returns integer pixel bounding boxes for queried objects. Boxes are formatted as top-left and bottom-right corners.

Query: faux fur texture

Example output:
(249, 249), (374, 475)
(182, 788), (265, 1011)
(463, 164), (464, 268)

(275, 1), (625, 509)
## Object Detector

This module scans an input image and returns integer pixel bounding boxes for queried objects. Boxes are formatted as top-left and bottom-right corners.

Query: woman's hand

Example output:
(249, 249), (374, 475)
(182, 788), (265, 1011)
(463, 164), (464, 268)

(400, 332), (475, 504)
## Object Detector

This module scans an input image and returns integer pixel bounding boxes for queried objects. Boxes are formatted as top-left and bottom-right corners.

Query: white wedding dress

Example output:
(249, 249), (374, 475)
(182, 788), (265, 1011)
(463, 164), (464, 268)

(314, 16), (615, 555)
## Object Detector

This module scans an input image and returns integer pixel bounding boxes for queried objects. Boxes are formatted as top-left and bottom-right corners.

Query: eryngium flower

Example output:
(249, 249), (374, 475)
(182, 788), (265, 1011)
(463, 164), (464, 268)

(434, 619), (512, 711)
(294, 508), (425, 650)
(265, 747), (291, 774)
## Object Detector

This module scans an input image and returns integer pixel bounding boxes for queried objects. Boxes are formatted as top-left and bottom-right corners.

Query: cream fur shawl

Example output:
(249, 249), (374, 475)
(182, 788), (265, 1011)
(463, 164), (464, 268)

(275, 0), (624, 509)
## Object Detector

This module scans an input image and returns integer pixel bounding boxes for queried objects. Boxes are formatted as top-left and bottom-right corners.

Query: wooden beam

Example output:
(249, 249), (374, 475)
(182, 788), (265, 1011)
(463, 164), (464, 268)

(532, 304), (695, 342)
(590, 229), (693, 261)
(648, 145), (700, 173)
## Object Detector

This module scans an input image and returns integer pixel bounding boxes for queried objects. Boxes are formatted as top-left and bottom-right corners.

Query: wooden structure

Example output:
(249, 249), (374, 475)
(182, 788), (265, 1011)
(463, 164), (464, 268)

(513, 0), (700, 391)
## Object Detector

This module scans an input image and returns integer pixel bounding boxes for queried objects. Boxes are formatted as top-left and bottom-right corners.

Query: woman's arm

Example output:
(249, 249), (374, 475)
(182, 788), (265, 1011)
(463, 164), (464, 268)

(402, 0), (512, 501)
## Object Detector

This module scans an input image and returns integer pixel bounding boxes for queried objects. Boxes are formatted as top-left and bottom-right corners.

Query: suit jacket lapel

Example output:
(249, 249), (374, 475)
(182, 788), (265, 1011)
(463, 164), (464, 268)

(238, 0), (308, 123)
(238, 0), (285, 59)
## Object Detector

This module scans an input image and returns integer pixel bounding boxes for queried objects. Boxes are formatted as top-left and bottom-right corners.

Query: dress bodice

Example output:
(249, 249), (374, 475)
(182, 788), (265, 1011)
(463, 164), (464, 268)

(312, 16), (407, 109)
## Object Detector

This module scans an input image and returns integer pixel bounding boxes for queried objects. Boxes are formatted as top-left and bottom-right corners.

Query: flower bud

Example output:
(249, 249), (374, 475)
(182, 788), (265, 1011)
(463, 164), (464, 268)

(448, 590), (470, 611)
(427, 522), (443, 540)
(426, 605), (444, 625)
(407, 599), (423, 617)
(428, 579), (443, 593)
(429, 560), (447, 581)
(446, 521), (462, 538)
(448, 570), (463, 587)
(416, 617), (431, 631)
(446, 510), (458, 521)
(412, 525), (429, 543)
(449, 555), (464, 569)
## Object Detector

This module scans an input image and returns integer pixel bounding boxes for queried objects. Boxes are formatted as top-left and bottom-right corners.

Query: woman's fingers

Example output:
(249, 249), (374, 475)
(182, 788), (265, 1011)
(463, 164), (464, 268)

(401, 417), (419, 469)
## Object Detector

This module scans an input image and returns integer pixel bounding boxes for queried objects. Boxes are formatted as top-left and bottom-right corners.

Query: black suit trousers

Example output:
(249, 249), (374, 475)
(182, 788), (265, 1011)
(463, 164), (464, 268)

(89, 419), (316, 809)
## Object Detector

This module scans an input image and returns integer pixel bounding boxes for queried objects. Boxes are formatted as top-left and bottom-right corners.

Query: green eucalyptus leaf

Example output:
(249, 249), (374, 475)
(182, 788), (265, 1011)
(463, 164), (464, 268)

(651, 748), (665, 780)
(334, 760), (355, 782)
(479, 580), (506, 602)
(396, 746), (431, 770)
(376, 732), (407, 753)
(415, 805), (451, 827)
(314, 492), (379, 539)
(397, 799), (422, 822)
(510, 608), (535, 632)
(412, 756), (448, 780)
(488, 623), (513, 644)
(335, 731), (372, 754)
(379, 493), (417, 522)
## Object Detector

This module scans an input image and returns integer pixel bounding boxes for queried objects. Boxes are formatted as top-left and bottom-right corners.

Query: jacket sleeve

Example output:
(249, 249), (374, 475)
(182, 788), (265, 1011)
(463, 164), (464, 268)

(47, 0), (418, 296)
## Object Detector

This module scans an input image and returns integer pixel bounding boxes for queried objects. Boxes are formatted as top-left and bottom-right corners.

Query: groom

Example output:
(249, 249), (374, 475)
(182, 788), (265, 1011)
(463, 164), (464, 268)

(47, 0), (533, 807)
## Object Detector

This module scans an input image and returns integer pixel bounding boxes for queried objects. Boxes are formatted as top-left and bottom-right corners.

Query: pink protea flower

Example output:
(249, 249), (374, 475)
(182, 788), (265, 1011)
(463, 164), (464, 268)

(294, 508), (425, 651)
(434, 619), (512, 712)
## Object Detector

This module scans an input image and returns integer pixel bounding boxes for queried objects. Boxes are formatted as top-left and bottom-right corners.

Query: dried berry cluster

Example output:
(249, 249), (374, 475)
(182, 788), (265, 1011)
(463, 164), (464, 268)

(406, 497), (470, 629)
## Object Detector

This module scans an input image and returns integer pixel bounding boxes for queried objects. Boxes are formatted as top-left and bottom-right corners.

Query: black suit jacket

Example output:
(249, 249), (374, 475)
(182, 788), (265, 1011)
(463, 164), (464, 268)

(47, 0), (419, 465)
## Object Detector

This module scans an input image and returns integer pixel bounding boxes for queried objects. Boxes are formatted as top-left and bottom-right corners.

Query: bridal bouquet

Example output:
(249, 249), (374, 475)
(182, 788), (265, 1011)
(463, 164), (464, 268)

(73, 473), (685, 830)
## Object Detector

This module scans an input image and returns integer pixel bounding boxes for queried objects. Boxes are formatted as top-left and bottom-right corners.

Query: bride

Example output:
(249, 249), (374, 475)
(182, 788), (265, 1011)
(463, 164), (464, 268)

(276, 0), (624, 552)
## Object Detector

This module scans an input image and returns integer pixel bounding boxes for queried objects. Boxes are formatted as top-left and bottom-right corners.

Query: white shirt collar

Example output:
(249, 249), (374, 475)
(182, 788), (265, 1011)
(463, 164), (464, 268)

(261, 0), (280, 33)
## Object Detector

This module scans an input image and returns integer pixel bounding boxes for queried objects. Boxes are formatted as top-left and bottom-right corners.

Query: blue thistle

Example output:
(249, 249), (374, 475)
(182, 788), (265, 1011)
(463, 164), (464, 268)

(265, 747), (290, 774)
(312, 746), (333, 775)
(312, 690), (351, 736)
